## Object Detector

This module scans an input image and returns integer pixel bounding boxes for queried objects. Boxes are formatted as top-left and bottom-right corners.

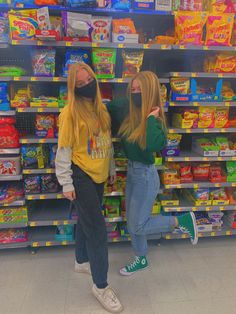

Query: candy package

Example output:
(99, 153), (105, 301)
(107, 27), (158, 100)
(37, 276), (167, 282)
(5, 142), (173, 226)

(209, 164), (226, 182)
(24, 175), (41, 194)
(35, 114), (55, 138)
(0, 157), (21, 175)
(0, 117), (19, 148)
(174, 11), (207, 45)
(0, 66), (25, 76)
(0, 82), (10, 111)
(222, 83), (236, 101)
(58, 86), (68, 108)
(62, 12), (92, 40)
(122, 50), (144, 78)
(112, 0), (130, 9)
(92, 48), (116, 79)
(41, 174), (59, 193)
(180, 163), (193, 183)
(32, 48), (56, 77)
(214, 107), (229, 128)
(112, 18), (136, 34)
(192, 188), (210, 201)
(160, 84), (167, 104)
(11, 86), (31, 108)
(170, 78), (190, 94)
(91, 16), (112, 43)
(214, 136), (229, 150)
(0, 229), (28, 244)
(226, 161), (236, 182)
(8, 9), (38, 40)
(205, 14), (234, 46)
(0, 12), (9, 43)
(21, 144), (49, 169)
(62, 49), (90, 77)
(0, 183), (24, 205)
(214, 53), (236, 73)
(179, 0), (204, 11)
(66, 0), (97, 7)
(192, 163), (210, 181)
(198, 107), (215, 128)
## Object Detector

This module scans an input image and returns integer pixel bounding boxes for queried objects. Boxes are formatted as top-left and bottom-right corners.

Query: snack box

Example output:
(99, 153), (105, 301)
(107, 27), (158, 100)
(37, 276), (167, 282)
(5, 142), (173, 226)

(112, 33), (139, 43)
(0, 157), (21, 175)
(35, 30), (61, 41)
(183, 189), (212, 206)
(155, 0), (172, 11)
(172, 112), (198, 129)
(219, 150), (236, 157)
(133, 0), (155, 9)
(0, 215), (28, 223)
(0, 207), (27, 216)
(30, 98), (58, 108)
(191, 79), (222, 102)
(162, 147), (180, 157)
(197, 223), (213, 232)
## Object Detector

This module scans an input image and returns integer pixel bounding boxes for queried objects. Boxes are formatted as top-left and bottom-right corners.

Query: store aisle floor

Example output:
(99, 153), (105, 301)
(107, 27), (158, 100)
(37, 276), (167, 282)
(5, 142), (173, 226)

(1, 238), (236, 314)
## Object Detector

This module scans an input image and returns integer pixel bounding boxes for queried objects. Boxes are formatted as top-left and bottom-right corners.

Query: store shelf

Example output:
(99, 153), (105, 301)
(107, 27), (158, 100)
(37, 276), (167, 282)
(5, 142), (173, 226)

(0, 222), (27, 229)
(168, 72), (236, 79)
(25, 193), (64, 200)
(0, 110), (15, 116)
(0, 43), (8, 49)
(173, 45), (236, 52)
(17, 107), (61, 113)
(164, 182), (236, 189)
(168, 101), (236, 107)
(23, 168), (55, 175)
(163, 229), (236, 240)
(162, 201), (236, 213)
(104, 192), (124, 197)
(0, 200), (25, 207)
(0, 175), (22, 181)
(168, 128), (236, 134)
(0, 148), (20, 155)
(0, 242), (29, 250)
(11, 40), (171, 50)
(20, 138), (58, 144)
(165, 151), (236, 162)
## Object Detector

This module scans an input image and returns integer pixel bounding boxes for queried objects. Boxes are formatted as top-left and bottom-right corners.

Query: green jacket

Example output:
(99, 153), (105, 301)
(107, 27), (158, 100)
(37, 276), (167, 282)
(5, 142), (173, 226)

(108, 98), (166, 165)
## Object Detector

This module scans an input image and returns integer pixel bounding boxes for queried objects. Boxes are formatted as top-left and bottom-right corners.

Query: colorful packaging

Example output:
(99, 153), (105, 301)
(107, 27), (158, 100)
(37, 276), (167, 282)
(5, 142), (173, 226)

(209, 164), (226, 182)
(192, 163), (210, 181)
(198, 107), (215, 128)
(222, 83), (236, 101)
(0, 12), (9, 43)
(112, 0), (131, 9)
(179, 0), (203, 11)
(0, 117), (19, 148)
(49, 144), (57, 168)
(0, 157), (21, 175)
(112, 18), (136, 34)
(0, 182), (24, 205)
(92, 48), (116, 79)
(35, 114), (55, 138)
(205, 14), (234, 46)
(37, 6), (51, 31)
(62, 49), (90, 77)
(0, 229), (28, 244)
(8, 9), (38, 40)
(160, 84), (167, 104)
(91, 16), (112, 43)
(214, 53), (236, 73)
(174, 11), (207, 45)
(0, 66), (25, 76)
(62, 12), (92, 40)
(41, 174), (59, 193)
(171, 78), (190, 94)
(214, 136), (229, 150)
(180, 163), (193, 183)
(0, 82), (10, 111)
(214, 107), (229, 128)
(21, 145), (49, 169)
(31, 48), (56, 77)
(122, 50), (144, 78)
(172, 110), (198, 128)
(104, 197), (120, 217)
(24, 175), (41, 194)
(133, 0), (155, 9)
(11, 86), (31, 108)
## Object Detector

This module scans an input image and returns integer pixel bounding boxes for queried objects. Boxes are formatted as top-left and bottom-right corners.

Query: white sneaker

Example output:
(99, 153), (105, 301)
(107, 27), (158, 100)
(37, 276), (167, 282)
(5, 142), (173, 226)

(92, 284), (124, 313)
(74, 261), (91, 275)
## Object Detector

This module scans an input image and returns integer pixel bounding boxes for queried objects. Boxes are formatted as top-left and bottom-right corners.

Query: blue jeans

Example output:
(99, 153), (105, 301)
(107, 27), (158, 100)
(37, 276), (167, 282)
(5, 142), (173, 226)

(126, 161), (176, 257)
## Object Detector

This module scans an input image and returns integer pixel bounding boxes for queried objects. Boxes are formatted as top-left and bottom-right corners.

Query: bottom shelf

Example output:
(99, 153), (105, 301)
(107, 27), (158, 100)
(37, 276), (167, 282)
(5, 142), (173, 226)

(0, 242), (29, 250)
(163, 228), (236, 240)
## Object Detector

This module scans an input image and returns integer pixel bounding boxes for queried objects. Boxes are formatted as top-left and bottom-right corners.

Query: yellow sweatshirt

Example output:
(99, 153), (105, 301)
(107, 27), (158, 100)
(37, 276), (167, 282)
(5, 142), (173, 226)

(58, 105), (112, 184)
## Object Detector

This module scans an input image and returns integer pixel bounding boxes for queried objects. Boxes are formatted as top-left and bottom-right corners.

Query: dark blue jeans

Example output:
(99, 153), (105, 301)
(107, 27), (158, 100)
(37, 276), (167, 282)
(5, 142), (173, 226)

(72, 164), (108, 287)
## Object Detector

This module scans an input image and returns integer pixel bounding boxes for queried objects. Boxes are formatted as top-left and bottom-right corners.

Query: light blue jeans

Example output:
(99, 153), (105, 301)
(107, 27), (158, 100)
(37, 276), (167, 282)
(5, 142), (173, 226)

(126, 161), (176, 257)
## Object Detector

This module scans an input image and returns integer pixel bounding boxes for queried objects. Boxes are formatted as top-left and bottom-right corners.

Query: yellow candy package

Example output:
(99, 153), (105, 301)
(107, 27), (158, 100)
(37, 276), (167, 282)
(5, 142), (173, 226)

(205, 14), (234, 46)
(122, 50), (144, 78)
(198, 107), (215, 128)
(160, 84), (167, 104)
(214, 107), (229, 128)
(9, 9), (38, 40)
(222, 83), (236, 101)
(208, 0), (228, 13)
(170, 78), (190, 94)
(215, 53), (236, 73)
(174, 11), (207, 45)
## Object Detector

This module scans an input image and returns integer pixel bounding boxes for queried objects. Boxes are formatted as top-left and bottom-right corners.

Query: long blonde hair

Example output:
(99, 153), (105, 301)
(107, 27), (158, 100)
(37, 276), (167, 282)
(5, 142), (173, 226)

(66, 62), (111, 145)
(119, 71), (166, 149)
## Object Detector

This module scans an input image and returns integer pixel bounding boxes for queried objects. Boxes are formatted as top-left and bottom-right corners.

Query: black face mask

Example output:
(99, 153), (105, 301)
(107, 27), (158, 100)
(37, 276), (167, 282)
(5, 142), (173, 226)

(75, 79), (97, 100)
(131, 92), (142, 108)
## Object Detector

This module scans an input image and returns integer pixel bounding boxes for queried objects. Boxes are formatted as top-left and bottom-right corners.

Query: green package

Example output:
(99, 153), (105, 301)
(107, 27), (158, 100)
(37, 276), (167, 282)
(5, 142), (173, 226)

(92, 48), (116, 79)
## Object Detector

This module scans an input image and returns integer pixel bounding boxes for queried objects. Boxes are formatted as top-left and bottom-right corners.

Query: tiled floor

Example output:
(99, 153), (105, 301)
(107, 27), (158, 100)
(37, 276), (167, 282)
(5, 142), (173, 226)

(1, 237), (236, 314)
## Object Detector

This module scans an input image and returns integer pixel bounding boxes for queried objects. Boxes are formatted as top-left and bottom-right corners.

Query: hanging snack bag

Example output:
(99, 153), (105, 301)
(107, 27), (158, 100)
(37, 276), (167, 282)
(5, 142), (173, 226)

(91, 16), (112, 43)
(35, 114), (55, 138)
(122, 50), (144, 78)
(8, 9), (38, 40)
(41, 174), (59, 193)
(205, 14), (234, 46)
(31, 48), (56, 77)
(215, 53), (236, 73)
(92, 48), (116, 79)
(214, 107), (229, 128)
(62, 49), (90, 77)
(62, 12), (92, 41)
(24, 175), (41, 194)
(112, 18), (136, 34)
(174, 11), (207, 45)
(198, 107), (215, 128)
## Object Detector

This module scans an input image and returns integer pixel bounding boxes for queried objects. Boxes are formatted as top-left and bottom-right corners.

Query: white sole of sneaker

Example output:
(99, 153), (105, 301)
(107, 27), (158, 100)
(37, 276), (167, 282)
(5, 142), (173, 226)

(92, 286), (124, 314)
(119, 265), (149, 276)
(190, 212), (198, 245)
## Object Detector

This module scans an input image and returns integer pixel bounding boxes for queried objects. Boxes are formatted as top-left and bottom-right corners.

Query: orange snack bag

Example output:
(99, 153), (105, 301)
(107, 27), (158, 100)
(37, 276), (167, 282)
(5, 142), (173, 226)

(214, 107), (229, 128)
(198, 107), (215, 128)
(205, 14), (234, 46)
(215, 53), (236, 73)
(208, 0), (228, 12)
(112, 19), (136, 34)
(174, 11), (207, 45)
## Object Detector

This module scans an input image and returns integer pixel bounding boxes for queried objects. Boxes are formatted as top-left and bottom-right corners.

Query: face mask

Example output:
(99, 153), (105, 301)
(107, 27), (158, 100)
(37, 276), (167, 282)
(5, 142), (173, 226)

(74, 79), (97, 100)
(131, 92), (142, 108)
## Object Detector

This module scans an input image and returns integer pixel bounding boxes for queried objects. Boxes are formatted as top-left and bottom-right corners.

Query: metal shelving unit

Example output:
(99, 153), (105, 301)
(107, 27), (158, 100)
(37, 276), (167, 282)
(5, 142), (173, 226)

(20, 138), (58, 144)
(165, 151), (236, 162)
(0, 175), (22, 181)
(168, 101), (236, 108)
(167, 72), (236, 78)
(163, 229), (236, 240)
(168, 128), (236, 134)
(164, 182), (236, 189)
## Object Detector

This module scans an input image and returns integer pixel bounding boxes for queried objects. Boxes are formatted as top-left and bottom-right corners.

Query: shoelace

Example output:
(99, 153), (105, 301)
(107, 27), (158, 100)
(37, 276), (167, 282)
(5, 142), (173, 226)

(127, 257), (140, 271)
(104, 288), (118, 305)
(179, 226), (192, 237)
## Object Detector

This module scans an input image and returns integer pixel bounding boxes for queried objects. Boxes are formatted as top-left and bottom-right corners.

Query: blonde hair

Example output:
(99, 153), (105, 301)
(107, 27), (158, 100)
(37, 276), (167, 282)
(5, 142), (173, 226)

(119, 71), (166, 149)
(66, 62), (111, 145)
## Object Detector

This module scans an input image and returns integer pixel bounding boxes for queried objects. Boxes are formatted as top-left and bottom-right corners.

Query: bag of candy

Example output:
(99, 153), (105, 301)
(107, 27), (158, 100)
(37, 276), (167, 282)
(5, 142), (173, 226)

(41, 174), (59, 193)
(180, 0), (204, 11)
(62, 49), (90, 77)
(214, 107), (229, 128)
(214, 53), (236, 73)
(62, 12), (92, 40)
(31, 48), (56, 77)
(91, 16), (112, 43)
(198, 107), (215, 128)
(112, 18), (136, 34)
(205, 14), (234, 46)
(35, 114), (55, 138)
(174, 11), (207, 45)
(24, 175), (41, 194)
(0, 12), (9, 43)
(92, 48), (116, 79)
(21, 144), (49, 169)
(122, 50), (144, 78)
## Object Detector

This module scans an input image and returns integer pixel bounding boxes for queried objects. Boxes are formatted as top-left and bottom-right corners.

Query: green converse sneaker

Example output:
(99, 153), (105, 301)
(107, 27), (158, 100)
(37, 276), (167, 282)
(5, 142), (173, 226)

(119, 256), (148, 276)
(177, 212), (198, 245)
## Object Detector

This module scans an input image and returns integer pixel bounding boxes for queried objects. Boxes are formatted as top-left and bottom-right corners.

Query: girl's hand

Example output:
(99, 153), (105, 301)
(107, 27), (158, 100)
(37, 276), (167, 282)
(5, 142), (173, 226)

(63, 190), (76, 201)
(148, 107), (160, 118)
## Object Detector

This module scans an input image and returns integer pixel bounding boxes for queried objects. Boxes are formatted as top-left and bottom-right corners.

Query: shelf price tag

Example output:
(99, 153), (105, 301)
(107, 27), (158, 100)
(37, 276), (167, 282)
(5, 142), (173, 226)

(232, 183), (236, 187)
(226, 231), (231, 236)
(214, 183), (221, 187)
(27, 196), (34, 200)
(225, 102), (230, 107)
(186, 129), (191, 133)
(38, 108), (45, 113)
(191, 73), (197, 77)
(182, 234), (188, 238)
(30, 222), (36, 227)
(203, 46), (209, 50)
(192, 207), (197, 211)
(40, 195), (46, 200)
(32, 242), (38, 247)
(53, 221), (59, 225)
(222, 129), (226, 133)
(219, 206), (224, 211)
(211, 232), (216, 236)
(205, 207), (211, 211)
(143, 44), (150, 49)
(117, 78), (123, 83)
(17, 108), (24, 113)
(118, 43), (124, 48)
(57, 194), (64, 199)
(198, 233), (203, 238)
(112, 238), (119, 242)
(31, 77), (38, 81)
(177, 208), (182, 212)
(166, 235), (171, 239)
(14, 77), (21, 81)
(232, 157), (236, 161)
(66, 42), (72, 47)
(193, 102), (198, 106)
(218, 74), (223, 78)
(185, 157), (190, 161)
(169, 129), (174, 133)
(179, 45), (185, 49)
(37, 41), (43, 46)
(39, 139), (46, 143)
(46, 241), (52, 246)
(203, 157), (209, 161)
(161, 45), (168, 50)
(204, 129), (209, 133)
(53, 77), (60, 82)
(168, 158), (173, 162)
(63, 221), (69, 225)
(92, 43), (98, 47)
(194, 184), (199, 189)
(217, 157), (223, 161)
(62, 241), (67, 245)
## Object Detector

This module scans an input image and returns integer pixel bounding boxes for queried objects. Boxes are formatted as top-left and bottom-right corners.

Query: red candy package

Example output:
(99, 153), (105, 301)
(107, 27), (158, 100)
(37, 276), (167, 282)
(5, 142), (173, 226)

(180, 163), (193, 183)
(0, 117), (19, 149)
(209, 164), (226, 183)
(192, 163), (210, 181)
